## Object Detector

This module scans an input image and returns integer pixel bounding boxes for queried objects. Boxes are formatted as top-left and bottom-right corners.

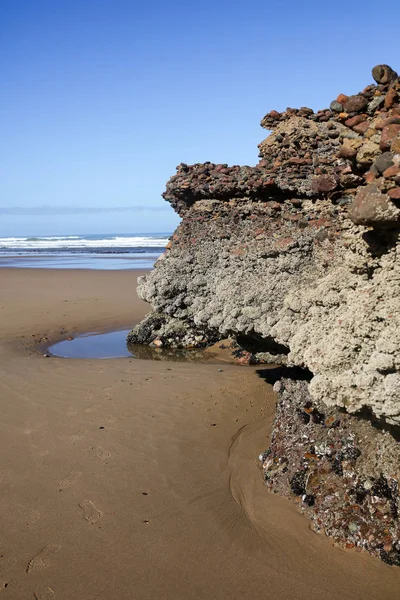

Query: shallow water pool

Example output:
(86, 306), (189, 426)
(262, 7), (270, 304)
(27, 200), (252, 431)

(49, 330), (133, 359)
(48, 329), (219, 362)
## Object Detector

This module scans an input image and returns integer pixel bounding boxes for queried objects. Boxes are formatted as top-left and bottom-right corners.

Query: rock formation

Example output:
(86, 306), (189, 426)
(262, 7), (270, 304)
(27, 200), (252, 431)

(261, 378), (400, 566)
(128, 65), (400, 561)
(130, 64), (400, 426)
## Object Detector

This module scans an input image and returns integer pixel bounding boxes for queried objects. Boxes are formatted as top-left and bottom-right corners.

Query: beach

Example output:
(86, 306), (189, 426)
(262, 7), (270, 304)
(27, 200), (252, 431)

(0, 268), (399, 600)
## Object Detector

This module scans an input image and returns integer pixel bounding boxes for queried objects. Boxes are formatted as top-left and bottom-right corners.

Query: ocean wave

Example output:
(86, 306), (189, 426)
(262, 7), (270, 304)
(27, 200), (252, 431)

(0, 234), (170, 250)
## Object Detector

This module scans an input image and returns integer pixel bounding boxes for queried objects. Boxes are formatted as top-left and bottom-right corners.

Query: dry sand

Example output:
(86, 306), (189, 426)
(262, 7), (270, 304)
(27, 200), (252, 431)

(0, 268), (399, 600)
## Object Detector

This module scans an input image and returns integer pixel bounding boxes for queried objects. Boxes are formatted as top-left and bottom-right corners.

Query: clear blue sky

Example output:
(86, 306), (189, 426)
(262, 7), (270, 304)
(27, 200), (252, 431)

(1, 0), (399, 236)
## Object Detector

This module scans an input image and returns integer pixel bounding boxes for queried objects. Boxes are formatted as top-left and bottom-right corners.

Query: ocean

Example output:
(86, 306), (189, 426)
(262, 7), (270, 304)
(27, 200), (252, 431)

(0, 233), (170, 269)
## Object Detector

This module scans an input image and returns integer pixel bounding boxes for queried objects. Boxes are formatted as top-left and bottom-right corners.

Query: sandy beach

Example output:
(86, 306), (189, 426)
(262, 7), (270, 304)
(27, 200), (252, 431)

(0, 268), (399, 600)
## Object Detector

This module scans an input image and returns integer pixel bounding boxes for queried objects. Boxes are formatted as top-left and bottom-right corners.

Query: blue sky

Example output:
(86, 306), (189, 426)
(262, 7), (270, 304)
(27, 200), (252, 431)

(1, 0), (399, 236)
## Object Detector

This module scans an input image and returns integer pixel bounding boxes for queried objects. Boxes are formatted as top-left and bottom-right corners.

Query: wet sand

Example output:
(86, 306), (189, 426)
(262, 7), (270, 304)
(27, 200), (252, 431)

(0, 268), (399, 599)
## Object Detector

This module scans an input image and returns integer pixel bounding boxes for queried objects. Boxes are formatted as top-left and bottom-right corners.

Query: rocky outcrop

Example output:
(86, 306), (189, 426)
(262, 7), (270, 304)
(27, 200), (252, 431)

(129, 64), (400, 427)
(260, 378), (400, 566)
(128, 64), (400, 561)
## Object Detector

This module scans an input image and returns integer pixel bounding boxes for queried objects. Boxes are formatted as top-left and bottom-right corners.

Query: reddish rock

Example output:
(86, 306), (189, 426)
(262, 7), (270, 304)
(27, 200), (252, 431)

(364, 170), (377, 183)
(288, 157), (309, 165)
(345, 114), (368, 128)
(375, 116), (400, 130)
(339, 143), (358, 159)
(380, 124), (400, 151)
(350, 184), (400, 226)
(337, 93), (348, 104)
(388, 187), (400, 200)
(372, 64), (398, 85)
(274, 236), (297, 250)
(353, 121), (370, 134)
(384, 88), (398, 109)
(375, 118), (387, 131)
(383, 165), (400, 178)
(308, 217), (332, 228)
(311, 175), (338, 193)
(343, 95), (368, 113)
(269, 202), (282, 211)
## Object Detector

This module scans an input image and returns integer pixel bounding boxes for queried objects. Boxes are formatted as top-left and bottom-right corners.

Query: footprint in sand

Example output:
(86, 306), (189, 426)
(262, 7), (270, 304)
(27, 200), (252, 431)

(26, 544), (61, 573)
(104, 414), (117, 425)
(95, 446), (111, 461)
(70, 429), (88, 443)
(34, 587), (55, 599)
(79, 500), (103, 524)
(58, 471), (82, 489)
(101, 387), (112, 402)
(84, 404), (101, 414)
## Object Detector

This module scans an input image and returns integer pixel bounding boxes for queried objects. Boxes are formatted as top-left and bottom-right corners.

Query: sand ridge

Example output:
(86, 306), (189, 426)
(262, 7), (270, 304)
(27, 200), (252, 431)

(0, 268), (399, 599)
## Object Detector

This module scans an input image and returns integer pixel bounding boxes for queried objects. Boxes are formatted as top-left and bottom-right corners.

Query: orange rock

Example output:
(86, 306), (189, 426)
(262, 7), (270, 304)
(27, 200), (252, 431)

(337, 93), (348, 104)
(364, 170), (377, 183)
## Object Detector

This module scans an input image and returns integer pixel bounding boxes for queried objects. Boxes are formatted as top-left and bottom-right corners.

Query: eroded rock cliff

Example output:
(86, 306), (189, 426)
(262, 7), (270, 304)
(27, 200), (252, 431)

(129, 64), (400, 427)
(129, 64), (400, 562)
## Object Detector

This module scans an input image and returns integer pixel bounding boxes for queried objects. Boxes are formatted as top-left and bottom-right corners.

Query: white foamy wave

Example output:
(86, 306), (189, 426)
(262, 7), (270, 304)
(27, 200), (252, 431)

(0, 235), (169, 250)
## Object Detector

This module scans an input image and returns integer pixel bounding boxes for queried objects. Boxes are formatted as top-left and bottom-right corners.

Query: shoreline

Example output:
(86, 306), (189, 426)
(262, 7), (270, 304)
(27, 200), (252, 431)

(0, 268), (150, 356)
(0, 268), (399, 599)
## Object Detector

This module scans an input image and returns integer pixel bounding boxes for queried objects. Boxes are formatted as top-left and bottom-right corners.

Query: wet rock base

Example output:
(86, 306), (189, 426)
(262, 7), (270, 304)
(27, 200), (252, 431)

(260, 379), (400, 565)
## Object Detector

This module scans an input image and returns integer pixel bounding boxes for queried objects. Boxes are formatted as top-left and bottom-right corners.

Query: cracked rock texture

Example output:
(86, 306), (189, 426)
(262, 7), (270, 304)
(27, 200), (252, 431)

(129, 65), (400, 426)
